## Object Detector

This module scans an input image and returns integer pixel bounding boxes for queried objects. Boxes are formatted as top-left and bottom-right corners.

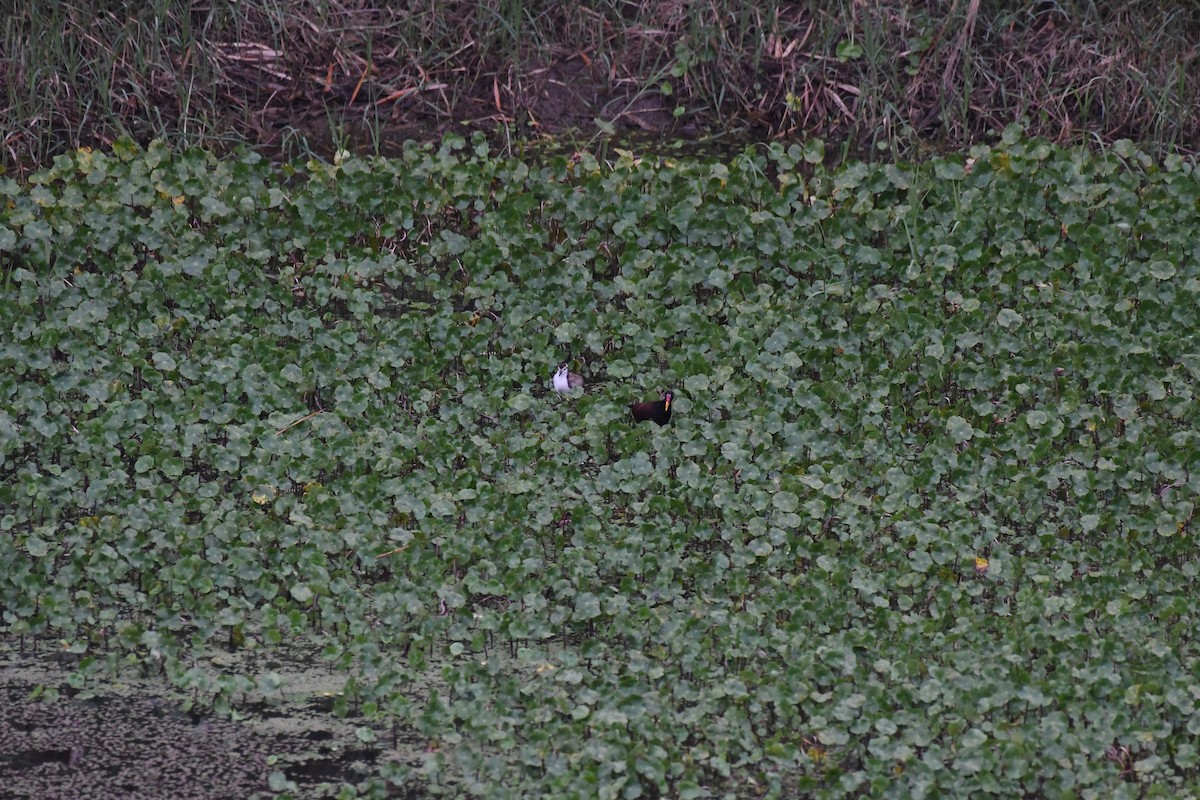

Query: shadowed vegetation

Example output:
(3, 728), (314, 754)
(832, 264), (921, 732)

(3, 0), (1200, 172)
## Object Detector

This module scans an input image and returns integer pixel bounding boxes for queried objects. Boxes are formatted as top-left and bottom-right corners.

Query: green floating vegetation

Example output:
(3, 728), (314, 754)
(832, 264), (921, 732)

(2, 130), (1200, 798)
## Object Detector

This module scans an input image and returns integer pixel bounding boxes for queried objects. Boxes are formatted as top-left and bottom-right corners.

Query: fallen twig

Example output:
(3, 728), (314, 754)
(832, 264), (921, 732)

(276, 410), (322, 435)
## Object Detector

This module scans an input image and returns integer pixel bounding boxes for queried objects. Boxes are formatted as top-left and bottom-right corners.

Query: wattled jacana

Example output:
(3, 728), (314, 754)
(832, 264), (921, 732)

(552, 365), (584, 393)
(630, 391), (673, 426)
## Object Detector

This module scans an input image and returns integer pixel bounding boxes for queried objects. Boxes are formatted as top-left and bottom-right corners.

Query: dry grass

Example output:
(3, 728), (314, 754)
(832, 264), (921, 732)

(2, 0), (1198, 172)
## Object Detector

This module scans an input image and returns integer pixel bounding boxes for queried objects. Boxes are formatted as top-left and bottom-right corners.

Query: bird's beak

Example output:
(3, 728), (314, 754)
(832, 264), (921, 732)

(664, 396), (671, 411)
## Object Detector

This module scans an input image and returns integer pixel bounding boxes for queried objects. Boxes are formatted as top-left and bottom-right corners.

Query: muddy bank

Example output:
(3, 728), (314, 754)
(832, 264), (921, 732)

(0, 646), (429, 799)
(3, 1), (1199, 172)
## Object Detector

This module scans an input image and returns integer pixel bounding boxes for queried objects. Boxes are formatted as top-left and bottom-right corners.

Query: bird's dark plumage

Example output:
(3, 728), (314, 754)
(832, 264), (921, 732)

(630, 391), (673, 426)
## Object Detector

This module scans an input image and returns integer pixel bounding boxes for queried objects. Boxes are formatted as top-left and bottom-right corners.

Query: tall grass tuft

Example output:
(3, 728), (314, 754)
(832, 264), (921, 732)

(2, 0), (1199, 173)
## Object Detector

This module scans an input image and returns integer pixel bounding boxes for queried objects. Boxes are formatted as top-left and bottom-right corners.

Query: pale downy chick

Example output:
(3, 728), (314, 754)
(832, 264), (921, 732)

(553, 365), (584, 393)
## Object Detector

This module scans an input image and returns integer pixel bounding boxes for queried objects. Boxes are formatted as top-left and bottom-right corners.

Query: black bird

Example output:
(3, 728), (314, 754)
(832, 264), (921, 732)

(630, 391), (673, 426)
